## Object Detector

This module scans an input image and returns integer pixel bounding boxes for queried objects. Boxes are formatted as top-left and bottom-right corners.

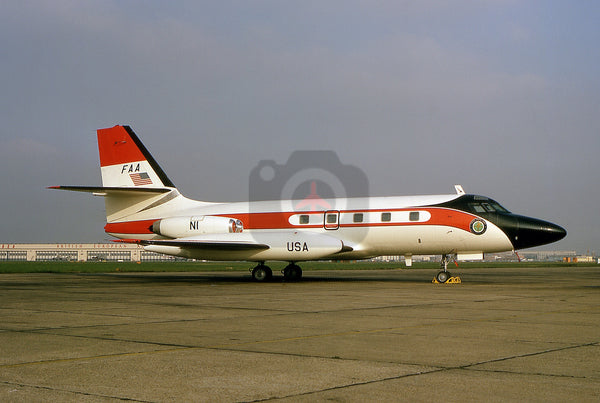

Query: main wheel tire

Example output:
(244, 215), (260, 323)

(252, 265), (272, 282)
(283, 264), (302, 281)
(436, 271), (450, 283)
(292, 266), (302, 281)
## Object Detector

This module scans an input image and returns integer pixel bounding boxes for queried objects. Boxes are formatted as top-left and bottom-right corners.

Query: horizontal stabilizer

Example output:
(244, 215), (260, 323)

(48, 186), (172, 196)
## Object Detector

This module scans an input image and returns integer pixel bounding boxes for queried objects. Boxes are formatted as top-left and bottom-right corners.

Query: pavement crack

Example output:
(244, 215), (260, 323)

(244, 367), (447, 402)
(243, 341), (600, 402)
(0, 347), (191, 368)
(0, 380), (152, 402)
(468, 367), (589, 379)
(460, 341), (600, 371)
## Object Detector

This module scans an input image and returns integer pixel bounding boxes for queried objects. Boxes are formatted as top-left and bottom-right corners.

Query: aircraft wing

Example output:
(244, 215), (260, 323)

(140, 238), (269, 251)
(132, 231), (351, 261)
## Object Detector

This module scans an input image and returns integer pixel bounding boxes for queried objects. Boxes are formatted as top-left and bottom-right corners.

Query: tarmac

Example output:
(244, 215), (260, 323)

(0, 266), (598, 402)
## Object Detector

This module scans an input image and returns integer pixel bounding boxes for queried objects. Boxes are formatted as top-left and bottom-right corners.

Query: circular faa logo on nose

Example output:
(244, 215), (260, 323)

(470, 219), (487, 235)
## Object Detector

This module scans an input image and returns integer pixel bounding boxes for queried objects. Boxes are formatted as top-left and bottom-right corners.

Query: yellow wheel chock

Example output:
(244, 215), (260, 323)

(432, 276), (461, 284)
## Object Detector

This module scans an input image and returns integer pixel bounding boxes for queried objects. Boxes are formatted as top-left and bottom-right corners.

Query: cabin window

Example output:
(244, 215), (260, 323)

(409, 211), (419, 221)
(326, 214), (337, 223)
(381, 212), (391, 222)
(353, 213), (363, 223)
(299, 215), (309, 224)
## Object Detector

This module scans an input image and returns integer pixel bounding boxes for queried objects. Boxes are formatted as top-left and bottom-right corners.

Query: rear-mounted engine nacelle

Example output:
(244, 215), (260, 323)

(151, 216), (243, 238)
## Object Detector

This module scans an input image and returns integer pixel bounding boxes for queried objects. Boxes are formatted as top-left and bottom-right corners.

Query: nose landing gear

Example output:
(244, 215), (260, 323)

(434, 254), (461, 284)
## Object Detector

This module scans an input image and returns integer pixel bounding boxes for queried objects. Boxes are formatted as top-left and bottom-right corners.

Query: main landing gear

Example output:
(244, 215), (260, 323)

(251, 263), (272, 282)
(250, 262), (303, 282)
(282, 263), (302, 282)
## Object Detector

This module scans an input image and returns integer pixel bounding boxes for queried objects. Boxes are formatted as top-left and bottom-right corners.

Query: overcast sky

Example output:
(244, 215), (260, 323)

(0, 1), (598, 253)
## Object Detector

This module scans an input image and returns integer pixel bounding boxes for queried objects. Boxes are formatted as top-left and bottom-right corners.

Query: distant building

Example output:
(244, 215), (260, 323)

(0, 243), (178, 262)
(520, 251), (577, 261)
(563, 255), (597, 263)
(1, 244), (589, 264)
(370, 251), (580, 264)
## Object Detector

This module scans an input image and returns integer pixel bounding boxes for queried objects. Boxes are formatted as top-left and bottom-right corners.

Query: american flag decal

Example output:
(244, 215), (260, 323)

(129, 172), (153, 186)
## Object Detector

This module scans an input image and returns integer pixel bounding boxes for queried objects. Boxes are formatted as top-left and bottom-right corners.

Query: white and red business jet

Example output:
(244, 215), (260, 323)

(51, 125), (566, 282)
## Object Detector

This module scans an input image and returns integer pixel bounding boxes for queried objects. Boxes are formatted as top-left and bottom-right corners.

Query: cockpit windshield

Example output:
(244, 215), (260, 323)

(468, 197), (510, 214)
(433, 194), (511, 215)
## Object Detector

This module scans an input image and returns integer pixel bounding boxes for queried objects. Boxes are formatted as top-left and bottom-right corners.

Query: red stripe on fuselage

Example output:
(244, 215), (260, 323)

(97, 126), (146, 167)
(218, 208), (476, 232)
(104, 220), (156, 235)
(103, 208), (477, 236)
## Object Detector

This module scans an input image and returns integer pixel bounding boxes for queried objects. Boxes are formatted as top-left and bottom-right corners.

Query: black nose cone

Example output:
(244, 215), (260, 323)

(517, 217), (566, 249)
(496, 215), (567, 250)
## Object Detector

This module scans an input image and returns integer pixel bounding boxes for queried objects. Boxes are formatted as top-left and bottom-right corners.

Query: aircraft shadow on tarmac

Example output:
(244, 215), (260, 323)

(84, 267), (596, 285)
(88, 271), (433, 284)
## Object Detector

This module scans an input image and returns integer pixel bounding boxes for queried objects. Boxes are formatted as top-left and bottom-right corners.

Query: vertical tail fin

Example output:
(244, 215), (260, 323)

(96, 126), (183, 236)
(98, 125), (175, 189)
(52, 125), (205, 239)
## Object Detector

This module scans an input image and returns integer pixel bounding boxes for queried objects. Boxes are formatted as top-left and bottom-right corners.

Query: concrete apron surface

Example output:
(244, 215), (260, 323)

(0, 266), (598, 402)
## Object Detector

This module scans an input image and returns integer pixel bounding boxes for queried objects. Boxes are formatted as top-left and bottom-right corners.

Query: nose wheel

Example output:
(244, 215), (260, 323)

(436, 254), (452, 283)
(436, 270), (450, 283)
